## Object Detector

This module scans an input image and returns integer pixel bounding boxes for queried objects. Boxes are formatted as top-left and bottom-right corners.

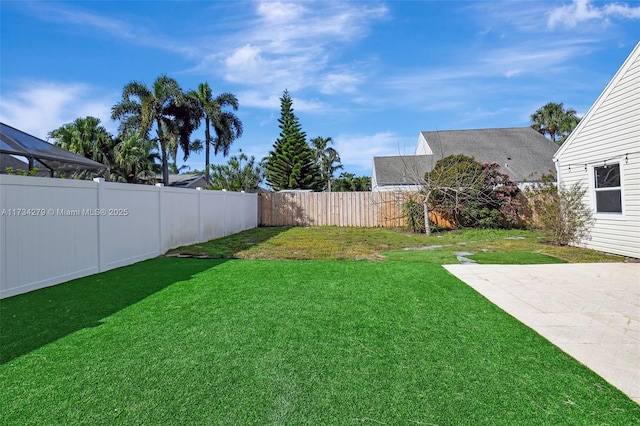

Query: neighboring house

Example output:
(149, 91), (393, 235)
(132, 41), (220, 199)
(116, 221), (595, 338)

(149, 173), (207, 189)
(553, 42), (640, 259)
(167, 174), (207, 189)
(372, 127), (558, 191)
(371, 155), (431, 192)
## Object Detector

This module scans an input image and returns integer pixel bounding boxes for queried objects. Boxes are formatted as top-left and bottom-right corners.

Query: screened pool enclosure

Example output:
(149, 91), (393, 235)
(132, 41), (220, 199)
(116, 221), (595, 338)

(0, 122), (109, 179)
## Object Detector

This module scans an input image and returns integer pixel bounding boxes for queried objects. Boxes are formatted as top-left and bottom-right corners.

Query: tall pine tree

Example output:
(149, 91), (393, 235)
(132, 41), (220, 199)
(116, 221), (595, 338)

(265, 90), (321, 191)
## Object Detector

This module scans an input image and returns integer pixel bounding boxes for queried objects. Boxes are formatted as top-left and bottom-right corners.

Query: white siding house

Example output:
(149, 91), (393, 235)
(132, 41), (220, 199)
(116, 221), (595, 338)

(554, 42), (640, 259)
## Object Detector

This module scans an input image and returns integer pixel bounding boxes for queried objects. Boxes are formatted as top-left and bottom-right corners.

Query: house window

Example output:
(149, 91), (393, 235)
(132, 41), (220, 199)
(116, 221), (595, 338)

(593, 163), (622, 213)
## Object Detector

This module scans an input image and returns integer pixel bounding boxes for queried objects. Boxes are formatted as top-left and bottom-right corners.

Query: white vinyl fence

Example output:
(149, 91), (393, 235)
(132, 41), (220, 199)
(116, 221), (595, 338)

(0, 175), (258, 298)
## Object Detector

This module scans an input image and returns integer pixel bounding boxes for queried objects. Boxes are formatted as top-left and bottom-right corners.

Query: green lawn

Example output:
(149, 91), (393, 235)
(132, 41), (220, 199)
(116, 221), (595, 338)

(168, 226), (627, 263)
(2, 257), (638, 425)
(469, 251), (567, 264)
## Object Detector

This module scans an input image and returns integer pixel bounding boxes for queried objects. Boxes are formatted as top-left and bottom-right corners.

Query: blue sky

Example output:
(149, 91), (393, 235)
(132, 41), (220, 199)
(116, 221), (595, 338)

(1, 0), (639, 178)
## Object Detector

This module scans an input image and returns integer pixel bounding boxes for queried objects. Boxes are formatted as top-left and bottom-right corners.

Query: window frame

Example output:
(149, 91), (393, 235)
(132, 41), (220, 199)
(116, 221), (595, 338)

(590, 160), (624, 217)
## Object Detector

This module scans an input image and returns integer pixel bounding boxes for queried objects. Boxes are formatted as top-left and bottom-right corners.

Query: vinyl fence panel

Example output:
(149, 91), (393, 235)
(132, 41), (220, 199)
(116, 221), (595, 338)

(224, 191), (254, 235)
(162, 187), (201, 252)
(1, 176), (99, 297)
(0, 175), (258, 298)
(200, 190), (228, 242)
(99, 182), (162, 270)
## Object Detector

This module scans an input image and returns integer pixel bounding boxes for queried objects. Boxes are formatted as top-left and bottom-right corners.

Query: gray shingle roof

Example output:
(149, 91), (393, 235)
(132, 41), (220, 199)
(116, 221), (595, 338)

(373, 155), (432, 185)
(373, 127), (558, 186)
(167, 174), (207, 188)
(420, 127), (558, 182)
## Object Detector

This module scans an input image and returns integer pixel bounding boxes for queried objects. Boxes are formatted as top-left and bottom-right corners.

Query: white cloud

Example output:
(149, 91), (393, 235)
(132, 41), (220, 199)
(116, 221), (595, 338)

(604, 2), (640, 18)
(223, 44), (266, 83)
(320, 72), (361, 94)
(256, 1), (307, 23)
(547, 0), (601, 29)
(469, 1), (551, 34)
(334, 131), (415, 173)
(225, 44), (263, 68)
(217, 1), (388, 94)
(379, 67), (477, 112)
(26, 2), (196, 57)
(237, 91), (282, 110)
(34, 3), (134, 37)
(222, 48), (324, 93)
(252, 1), (387, 45)
(24, 1), (386, 99)
(480, 41), (591, 77)
(547, 0), (640, 29)
(0, 81), (116, 139)
(236, 90), (324, 113)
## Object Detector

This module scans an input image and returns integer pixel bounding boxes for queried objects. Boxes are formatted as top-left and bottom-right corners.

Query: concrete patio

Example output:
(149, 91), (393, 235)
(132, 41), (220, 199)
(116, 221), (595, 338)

(444, 263), (640, 404)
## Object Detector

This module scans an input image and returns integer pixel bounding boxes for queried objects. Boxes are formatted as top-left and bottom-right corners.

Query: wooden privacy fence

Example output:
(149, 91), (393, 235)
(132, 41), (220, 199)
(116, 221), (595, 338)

(259, 191), (451, 228)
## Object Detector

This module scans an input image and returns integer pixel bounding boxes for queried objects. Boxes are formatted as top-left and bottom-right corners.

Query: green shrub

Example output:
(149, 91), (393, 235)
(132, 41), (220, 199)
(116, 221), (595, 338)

(403, 197), (425, 233)
(523, 177), (593, 245)
(426, 155), (521, 229)
(3, 166), (40, 176)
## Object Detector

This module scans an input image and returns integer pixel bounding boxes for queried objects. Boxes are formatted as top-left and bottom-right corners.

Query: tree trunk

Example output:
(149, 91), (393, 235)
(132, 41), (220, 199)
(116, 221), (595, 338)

(157, 119), (169, 185)
(205, 117), (211, 185)
(162, 144), (169, 185)
(423, 193), (431, 236)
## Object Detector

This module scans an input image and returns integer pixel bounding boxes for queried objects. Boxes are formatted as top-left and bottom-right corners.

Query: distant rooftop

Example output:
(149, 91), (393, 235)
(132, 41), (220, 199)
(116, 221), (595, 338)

(372, 155), (432, 186)
(416, 127), (558, 182)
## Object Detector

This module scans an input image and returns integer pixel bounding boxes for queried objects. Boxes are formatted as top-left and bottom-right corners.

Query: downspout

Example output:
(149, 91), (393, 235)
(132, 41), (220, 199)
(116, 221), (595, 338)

(554, 158), (562, 186)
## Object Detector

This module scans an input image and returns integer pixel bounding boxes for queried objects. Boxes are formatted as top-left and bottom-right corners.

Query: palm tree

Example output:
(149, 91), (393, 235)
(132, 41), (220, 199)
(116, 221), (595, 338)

(113, 131), (160, 184)
(111, 75), (200, 185)
(333, 172), (355, 191)
(187, 82), (243, 184)
(48, 116), (115, 165)
(48, 116), (117, 180)
(530, 102), (580, 145)
(310, 136), (342, 192)
(209, 149), (264, 192)
(558, 112), (580, 145)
